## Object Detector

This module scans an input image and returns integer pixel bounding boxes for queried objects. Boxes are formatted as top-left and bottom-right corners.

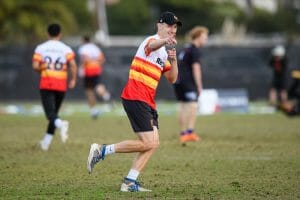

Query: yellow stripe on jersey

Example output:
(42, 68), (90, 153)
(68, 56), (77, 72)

(41, 70), (67, 79)
(131, 59), (161, 78)
(129, 70), (158, 89)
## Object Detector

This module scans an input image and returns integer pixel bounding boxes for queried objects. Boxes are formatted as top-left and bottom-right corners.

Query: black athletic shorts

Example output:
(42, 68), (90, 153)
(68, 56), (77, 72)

(122, 99), (158, 132)
(174, 84), (198, 102)
(84, 75), (103, 89)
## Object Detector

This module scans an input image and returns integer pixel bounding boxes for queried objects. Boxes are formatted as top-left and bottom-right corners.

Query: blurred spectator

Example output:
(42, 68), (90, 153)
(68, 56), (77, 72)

(268, 45), (288, 106)
(279, 69), (300, 116)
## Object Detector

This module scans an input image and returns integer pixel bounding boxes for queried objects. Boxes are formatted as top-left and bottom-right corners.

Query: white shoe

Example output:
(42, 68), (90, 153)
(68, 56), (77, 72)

(39, 140), (49, 151)
(120, 179), (151, 192)
(87, 143), (106, 173)
(60, 120), (69, 143)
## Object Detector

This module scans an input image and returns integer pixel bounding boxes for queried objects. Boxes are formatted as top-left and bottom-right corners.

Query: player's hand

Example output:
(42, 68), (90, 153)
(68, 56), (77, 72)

(165, 36), (177, 46)
(69, 79), (76, 89)
(167, 48), (177, 62)
(198, 87), (202, 97)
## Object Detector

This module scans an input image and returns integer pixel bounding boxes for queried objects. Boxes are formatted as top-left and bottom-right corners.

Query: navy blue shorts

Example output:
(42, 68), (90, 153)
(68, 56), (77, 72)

(122, 99), (158, 132)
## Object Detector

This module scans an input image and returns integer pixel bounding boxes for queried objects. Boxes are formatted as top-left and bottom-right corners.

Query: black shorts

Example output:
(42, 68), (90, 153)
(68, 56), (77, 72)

(174, 84), (198, 102)
(122, 99), (158, 132)
(271, 74), (286, 90)
(84, 75), (103, 89)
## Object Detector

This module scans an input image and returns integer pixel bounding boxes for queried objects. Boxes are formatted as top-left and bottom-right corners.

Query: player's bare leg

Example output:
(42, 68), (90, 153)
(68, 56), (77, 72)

(186, 102), (200, 141)
(269, 88), (277, 106)
(86, 88), (99, 118)
(178, 103), (189, 143)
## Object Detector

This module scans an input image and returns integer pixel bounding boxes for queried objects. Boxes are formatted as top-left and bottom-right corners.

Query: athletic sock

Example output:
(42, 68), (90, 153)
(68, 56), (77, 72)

(186, 129), (194, 134)
(54, 118), (63, 128)
(126, 169), (140, 181)
(180, 130), (187, 135)
(104, 144), (115, 155)
(42, 133), (53, 145)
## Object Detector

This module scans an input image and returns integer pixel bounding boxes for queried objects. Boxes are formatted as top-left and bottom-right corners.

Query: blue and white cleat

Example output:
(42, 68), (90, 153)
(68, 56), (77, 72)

(87, 143), (106, 173)
(120, 178), (151, 192)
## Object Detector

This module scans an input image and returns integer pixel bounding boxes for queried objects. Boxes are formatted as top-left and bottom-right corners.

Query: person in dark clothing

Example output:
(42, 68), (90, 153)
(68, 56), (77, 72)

(268, 45), (288, 106)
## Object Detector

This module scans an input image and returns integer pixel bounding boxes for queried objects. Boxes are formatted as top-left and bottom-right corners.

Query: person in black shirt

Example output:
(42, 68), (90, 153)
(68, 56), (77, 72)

(269, 45), (288, 106)
(173, 26), (208, 144)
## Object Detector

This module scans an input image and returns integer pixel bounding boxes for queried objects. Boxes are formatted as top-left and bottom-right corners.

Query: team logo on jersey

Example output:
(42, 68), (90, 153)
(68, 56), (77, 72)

(156, 57), (164, 67)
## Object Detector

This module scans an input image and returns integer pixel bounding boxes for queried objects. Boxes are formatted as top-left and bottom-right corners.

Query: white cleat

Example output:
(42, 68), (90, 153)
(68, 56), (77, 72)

(39, 140), (49, 151)
(60, 120), (69, 143)
(120, 179), (152, 192)
(87, 143), (106, 173)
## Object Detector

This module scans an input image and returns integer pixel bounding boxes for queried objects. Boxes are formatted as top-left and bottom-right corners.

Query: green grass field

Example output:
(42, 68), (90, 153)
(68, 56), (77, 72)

(0, 104), (299, 199)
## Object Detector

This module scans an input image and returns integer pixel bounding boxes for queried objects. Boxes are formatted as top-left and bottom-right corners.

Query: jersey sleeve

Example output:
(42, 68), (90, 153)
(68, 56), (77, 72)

(66, 47), (75, 62)
(144, 38), (157, 56)
(32, 46), (43, 63)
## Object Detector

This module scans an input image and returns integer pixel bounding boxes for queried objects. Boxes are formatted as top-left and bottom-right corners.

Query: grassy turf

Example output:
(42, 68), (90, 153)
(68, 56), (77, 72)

(0, 110), (299, 199)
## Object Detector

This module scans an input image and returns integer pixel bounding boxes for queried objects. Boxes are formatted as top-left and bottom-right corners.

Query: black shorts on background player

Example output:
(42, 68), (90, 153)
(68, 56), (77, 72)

(122, 99), (158, 132)
(84, 75), (103, 89)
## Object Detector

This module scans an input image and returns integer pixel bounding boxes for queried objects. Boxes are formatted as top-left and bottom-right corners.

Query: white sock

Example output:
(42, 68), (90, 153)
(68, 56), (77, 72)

(103, 93), (111, 101)
(54, 118), (63, 128)
(42, 133), (53, 145)
(126, 169), (140, 181)
(104, 144), (115, 155)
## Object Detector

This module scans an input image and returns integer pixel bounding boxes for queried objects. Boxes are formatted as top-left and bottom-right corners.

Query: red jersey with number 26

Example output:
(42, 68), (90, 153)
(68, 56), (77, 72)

(121, 34), (171, 109)
(32, 40), (75, 92)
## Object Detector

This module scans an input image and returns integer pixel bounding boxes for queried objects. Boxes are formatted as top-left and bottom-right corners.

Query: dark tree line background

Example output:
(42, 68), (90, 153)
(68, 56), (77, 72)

(0, 0), (299, 45)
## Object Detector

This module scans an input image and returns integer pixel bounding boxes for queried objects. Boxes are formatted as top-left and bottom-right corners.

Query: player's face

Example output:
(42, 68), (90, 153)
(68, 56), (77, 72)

(159, 23), (177, 39)
(197, 33), (208, 47)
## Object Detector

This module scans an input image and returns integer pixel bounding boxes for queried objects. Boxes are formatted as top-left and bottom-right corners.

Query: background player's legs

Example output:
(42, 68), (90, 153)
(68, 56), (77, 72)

(179, 102), (200, 142)
(269, 88), (277, 106)
(39, 90), (67, 150)
(178, 102), (188, 133)
(96, 84), (111, 102)
(85, 88), (99, 118)
(186, 102), (198, 131)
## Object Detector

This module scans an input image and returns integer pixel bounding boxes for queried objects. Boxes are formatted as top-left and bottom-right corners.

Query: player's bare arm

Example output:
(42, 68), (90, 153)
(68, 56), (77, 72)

(192, 62), (203, 95)
(148, 36), (177, 52)
(68, 59), (77, 89)
(164, 48), (178, 83)
(32, 61), (45, 72)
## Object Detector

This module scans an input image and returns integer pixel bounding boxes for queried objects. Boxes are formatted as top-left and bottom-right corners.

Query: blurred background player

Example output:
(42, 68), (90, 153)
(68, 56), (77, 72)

(279, 68), (300, 116)
(32, 23), (77, 151)
(87, 11), (181, 192)
(173, 26), (208, 144)
(268, 45), (288, 107)
(78, 35), (112, 119)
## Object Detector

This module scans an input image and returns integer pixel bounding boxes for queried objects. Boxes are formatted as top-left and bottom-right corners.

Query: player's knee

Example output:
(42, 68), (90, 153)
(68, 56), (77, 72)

(143, 140), (159, 151)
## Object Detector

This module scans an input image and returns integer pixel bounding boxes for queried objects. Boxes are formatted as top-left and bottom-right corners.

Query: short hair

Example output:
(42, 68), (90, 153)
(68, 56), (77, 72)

(189, 26), (209, 40)
(47, 23), (61, 37)
(83, 35), (90, 43)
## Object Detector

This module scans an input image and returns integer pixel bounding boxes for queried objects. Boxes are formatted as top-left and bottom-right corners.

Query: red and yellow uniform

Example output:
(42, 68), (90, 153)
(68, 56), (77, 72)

(78, 43), (104, 77)
(121, 34), (171, 109)
(32, 40), (75, 92)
